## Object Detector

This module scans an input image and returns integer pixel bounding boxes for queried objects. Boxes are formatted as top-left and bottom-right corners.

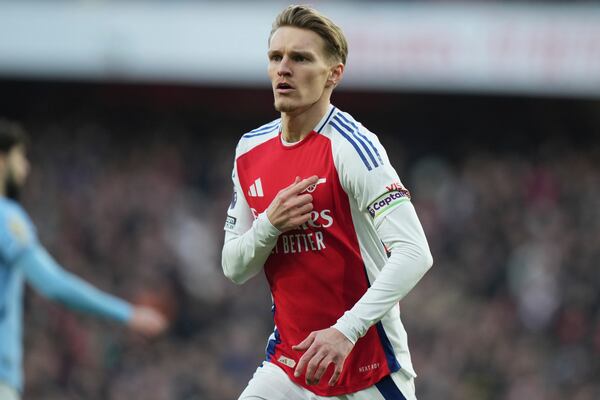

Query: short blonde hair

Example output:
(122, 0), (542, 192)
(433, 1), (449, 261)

(269, 5), (348, 65)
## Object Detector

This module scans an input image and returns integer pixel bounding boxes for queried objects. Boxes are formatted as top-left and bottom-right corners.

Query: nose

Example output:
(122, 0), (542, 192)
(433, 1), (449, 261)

(277, 56), (292, 77)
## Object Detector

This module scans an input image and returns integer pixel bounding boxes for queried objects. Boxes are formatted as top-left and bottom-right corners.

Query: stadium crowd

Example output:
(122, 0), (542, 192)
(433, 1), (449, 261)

(7, 95), (600, 400)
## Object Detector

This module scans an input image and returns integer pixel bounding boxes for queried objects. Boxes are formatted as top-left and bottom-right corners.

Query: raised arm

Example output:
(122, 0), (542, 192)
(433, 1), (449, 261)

(222, 172), (318, 284)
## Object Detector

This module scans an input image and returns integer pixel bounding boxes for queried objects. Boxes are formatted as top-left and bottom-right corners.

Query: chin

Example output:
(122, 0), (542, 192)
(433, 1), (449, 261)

(274, 101), (297, 113)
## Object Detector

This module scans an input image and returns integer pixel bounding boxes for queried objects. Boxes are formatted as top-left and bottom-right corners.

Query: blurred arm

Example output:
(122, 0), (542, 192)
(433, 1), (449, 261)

(16, 244), (132, 322)
(333, 201), (433, 343)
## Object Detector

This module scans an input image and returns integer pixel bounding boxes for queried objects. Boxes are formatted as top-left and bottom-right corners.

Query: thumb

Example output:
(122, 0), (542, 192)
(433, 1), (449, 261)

(292, 333), (315, 352)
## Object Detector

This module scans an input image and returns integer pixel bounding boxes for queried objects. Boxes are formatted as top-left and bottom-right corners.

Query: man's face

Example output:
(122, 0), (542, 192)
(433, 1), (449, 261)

(268, 26), (335, 114)
(4, 145), (29, 200)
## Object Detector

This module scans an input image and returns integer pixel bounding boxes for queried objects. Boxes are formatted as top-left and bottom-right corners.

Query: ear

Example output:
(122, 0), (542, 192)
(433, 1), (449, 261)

(326, 63), (344, 88)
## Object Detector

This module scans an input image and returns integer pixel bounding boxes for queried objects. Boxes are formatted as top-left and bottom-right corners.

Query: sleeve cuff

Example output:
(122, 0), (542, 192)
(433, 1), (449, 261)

(117, 302), (134, 323)
(254, 212), (281, 244)
(332, 311), (365, 345)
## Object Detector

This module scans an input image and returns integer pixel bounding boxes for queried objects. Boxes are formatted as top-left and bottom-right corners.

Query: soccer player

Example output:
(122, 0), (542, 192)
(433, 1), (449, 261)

(0, 119), (168, 400)
(222, 5), (433, 400)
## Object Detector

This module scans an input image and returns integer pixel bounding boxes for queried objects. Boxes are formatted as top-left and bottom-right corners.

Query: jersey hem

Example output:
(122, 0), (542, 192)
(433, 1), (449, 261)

(269, 360), (393, 397)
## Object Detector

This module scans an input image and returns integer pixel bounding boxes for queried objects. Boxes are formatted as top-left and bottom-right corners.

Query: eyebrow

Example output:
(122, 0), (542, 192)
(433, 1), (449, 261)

(268, 49), (316, 58)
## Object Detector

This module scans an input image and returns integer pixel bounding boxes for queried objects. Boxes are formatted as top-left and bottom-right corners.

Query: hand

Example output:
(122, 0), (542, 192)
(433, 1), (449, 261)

(292, 327), (354, 387)
(267, 175), (319, 232)
(128, 305), (168, 337)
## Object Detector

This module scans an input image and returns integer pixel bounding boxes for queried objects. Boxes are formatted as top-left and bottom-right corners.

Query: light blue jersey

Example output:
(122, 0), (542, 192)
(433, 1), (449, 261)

(0, 197), (132, 393)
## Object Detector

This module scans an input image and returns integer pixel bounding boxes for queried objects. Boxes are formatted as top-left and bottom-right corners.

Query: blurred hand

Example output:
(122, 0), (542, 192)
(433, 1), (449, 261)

(128, 305), (168, 337)
(267, 175), (319, 232)
(292, 327), (354, 386)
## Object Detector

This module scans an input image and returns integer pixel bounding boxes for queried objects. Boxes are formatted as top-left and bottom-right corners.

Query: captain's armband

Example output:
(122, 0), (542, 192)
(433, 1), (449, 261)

(366, 188), (411, 220)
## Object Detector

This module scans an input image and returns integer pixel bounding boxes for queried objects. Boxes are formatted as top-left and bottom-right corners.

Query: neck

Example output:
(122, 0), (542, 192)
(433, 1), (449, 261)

(280, 98), (331, 143)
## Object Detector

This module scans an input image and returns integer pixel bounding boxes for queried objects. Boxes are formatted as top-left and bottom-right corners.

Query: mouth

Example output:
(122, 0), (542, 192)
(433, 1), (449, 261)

(275, 82), (294, 94)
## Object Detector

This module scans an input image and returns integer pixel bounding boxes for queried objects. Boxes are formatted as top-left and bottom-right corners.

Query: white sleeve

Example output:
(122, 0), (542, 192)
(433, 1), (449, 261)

(329, 122), (433, 343)
(332, 201), (433, 344)
(221, 160), (280, 284)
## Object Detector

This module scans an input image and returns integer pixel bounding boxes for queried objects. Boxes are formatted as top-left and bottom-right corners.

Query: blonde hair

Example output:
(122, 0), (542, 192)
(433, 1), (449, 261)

(270, 5), (348, 65)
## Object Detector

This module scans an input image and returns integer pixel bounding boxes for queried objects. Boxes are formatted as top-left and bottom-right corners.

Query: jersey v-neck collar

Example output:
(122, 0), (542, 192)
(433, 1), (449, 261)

(278, 104), (337, 149)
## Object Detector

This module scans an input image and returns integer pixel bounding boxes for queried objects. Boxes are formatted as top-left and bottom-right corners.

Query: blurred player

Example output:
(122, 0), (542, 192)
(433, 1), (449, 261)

(0, 119), (168, 400)
(222, 5), (433, 400)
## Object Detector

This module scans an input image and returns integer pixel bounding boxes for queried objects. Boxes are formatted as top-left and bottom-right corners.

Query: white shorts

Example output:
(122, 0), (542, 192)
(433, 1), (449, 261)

(239, 361), (417, 400)
(0, 382), (19, 400)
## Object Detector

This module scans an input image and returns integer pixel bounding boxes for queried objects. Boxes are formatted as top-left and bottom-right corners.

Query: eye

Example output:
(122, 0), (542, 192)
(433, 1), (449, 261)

(293, 55), (307, 62)
(269, 54), (282, 62)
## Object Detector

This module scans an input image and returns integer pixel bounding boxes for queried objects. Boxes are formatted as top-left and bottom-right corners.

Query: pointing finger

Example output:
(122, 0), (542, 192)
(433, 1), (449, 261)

(286, 175), (319, 195)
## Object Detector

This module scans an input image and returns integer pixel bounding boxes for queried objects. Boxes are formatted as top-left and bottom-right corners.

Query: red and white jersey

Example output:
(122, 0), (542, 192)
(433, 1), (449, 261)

(224, 105), (419, 396)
